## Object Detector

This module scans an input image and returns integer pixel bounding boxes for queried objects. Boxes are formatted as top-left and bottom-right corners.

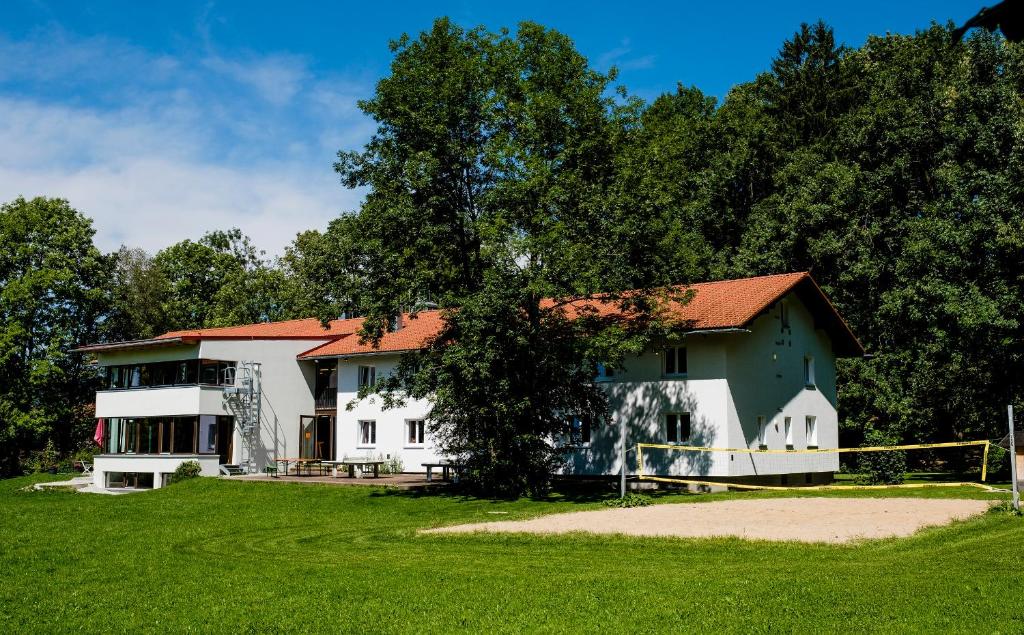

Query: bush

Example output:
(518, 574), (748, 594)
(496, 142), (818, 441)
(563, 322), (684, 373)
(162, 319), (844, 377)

(985, 444), (1009, 480)
(374, 453), (404, 475)
(605, 493), (652, 508)
(855, 428), (906, 485)
(167, 461), (202, 485)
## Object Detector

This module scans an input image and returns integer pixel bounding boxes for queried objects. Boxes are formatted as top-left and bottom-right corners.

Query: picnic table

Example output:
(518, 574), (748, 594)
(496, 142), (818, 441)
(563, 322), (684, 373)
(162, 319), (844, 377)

(322, 458), (385, 478)
(422, 459), (463, 483)
(272, 457), (324, 477)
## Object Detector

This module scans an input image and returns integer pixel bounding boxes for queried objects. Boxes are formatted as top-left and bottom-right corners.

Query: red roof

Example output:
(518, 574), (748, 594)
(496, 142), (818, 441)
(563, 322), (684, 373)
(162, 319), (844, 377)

(157, 317), (364, 340)
(297, 311), (446, 359)
(79, 272), (862, 357)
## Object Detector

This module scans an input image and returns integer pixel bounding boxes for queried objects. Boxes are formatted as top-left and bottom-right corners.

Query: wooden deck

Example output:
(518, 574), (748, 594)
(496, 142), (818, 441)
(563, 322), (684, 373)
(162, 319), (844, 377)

(225, 472), (447, 490)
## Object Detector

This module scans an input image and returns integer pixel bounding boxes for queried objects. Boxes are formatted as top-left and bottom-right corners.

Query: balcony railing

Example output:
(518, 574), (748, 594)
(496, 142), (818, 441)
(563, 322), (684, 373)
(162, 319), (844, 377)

(315, 391), (337, 410)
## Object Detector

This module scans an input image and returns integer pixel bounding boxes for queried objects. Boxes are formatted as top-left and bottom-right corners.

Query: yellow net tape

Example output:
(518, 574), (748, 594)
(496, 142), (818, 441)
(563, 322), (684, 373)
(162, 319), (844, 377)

(635, 440), (996, 490)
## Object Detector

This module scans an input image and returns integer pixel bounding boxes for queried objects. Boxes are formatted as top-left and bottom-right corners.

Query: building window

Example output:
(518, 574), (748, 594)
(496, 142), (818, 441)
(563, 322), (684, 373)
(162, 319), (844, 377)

(198, 415), (218, 454)
(595, 363), (615, 382)
(780, 301), (790, 331)
(784, 416), (793, 449)
(664, 346), (687, 376)
(357, 365), (376, 389)
(568, 416), (592, 446)
(358, 420), (376, 446)
(407, 419), (425, 446)
(665, 413), (691, 443)
(806, 416), (818, 448)
(803, 356), (815, 388)
(757, 416), (768, 449)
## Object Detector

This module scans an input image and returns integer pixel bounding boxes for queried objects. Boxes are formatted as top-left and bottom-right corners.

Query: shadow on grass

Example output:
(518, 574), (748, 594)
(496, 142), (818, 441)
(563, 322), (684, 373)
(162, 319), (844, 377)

(367, 476), (700, 506)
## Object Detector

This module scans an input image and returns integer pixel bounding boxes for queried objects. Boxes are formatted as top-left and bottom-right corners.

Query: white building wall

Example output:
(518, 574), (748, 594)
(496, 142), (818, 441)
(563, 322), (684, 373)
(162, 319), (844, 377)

(564, 336), (731, 477)
(334, 355), (441, 472)
(92, 338), (327, 484)
(724, 292), (840, 477)
(197, 339), (327, 468)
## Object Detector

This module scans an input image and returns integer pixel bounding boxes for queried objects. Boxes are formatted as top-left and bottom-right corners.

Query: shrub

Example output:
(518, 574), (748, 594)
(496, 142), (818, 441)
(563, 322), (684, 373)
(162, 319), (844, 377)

(605, 493), (652, 508)
(374, 453), (404, 475)
(984, 444), (1009, 480)
(168, 461), (202, 485)
(855, 428), (906, 485)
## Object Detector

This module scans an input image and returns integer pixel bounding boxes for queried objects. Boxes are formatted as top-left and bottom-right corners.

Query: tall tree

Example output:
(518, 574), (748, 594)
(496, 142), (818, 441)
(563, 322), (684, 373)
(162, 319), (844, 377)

(105, 246), (170, 341)
(0, 197), (108, 474)
(337, 19), (680, 496)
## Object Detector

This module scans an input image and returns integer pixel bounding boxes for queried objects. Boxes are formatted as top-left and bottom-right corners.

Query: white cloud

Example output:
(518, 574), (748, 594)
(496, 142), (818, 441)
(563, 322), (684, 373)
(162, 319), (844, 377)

(597, 38), (656, 72)
(0, 29), (373, 257)
(202, 53), (311, 106)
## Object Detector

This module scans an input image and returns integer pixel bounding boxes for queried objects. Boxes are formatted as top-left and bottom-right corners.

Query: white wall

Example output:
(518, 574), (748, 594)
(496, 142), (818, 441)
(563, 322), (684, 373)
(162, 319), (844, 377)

(334, 355), (440, 471)
(198, 339), (326, 468)
(93, 454), (221, 489)
(724, 292), (840, 477)
(93, 338), (327, 474)
(564, 336), (732, 477)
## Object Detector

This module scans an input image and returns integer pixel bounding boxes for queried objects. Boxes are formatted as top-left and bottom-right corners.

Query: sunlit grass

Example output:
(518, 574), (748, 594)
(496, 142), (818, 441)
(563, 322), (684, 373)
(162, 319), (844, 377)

(0, 474), (1020, 632)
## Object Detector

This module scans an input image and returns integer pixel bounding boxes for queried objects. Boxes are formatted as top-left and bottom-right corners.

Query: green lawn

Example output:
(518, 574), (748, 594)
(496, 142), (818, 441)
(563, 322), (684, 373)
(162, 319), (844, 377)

(1, 475), (1021, 633)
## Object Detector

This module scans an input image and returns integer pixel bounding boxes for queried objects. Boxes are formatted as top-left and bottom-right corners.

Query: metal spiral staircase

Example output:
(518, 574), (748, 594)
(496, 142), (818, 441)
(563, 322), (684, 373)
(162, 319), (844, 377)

(222, 361), (262, 474)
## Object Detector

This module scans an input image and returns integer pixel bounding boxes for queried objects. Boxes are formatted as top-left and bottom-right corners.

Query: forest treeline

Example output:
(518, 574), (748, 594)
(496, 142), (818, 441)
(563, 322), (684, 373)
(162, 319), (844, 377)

(1, 20), (1021, 478)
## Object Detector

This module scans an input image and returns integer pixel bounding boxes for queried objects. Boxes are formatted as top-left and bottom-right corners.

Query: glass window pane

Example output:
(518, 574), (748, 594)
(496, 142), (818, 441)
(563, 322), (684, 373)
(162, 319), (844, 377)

(199, 416), (218, 453)
(665, 349), (676, 375)
(680, 413), (690, 441)
(666, 414), (677, 442)
(679, 347), (687, 374)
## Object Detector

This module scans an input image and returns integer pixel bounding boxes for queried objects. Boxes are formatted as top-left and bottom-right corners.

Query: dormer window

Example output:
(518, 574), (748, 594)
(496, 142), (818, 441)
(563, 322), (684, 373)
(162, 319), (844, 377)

(664, 346), (687, 377)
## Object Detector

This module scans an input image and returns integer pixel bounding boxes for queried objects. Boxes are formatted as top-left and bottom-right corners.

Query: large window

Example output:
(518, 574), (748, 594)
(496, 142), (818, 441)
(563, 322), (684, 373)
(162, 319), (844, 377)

(100, 416), (226, 454)
(103, 360), (235, 390)
(803, 356), (816, 388)
(757, 416), (768, 449)
(664, 346), (687, 376)
(665, 413), (691, 443)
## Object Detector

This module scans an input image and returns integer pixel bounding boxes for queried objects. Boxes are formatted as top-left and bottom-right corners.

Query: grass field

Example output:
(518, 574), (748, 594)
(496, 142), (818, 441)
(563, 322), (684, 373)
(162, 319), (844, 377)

(1, 475), (1021, 633)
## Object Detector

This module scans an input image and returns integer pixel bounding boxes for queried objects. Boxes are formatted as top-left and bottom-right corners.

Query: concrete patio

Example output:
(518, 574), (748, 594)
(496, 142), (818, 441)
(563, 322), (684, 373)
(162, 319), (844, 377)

(225, 472), (449, 490)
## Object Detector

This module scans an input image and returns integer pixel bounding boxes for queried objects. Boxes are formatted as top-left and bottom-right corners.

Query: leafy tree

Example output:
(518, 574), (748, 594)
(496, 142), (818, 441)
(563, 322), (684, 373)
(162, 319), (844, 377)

(153, 228), (290, 329)
(104, 246), (170, 341)
(0, 197), (108, 475)
(337, 19), (682, 496)
(280, 215), (367, 321)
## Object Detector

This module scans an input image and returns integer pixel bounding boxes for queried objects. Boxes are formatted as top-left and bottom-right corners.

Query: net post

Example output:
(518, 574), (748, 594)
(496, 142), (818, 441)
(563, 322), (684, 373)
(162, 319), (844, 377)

(981, 441), (989, 482)
(619, 416), (626, 499)
(1010, 405), (1019, 512)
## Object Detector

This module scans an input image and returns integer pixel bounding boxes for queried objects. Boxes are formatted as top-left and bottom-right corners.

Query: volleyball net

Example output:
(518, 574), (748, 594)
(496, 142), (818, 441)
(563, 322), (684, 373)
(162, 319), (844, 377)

(635, 439), (1001, 491)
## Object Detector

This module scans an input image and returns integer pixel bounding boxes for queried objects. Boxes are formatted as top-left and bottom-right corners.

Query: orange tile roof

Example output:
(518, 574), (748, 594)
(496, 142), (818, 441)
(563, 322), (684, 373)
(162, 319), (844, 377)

(83, 272), (861, 357)
(297, 311), (446, 359)
(156, 317), (364, 340)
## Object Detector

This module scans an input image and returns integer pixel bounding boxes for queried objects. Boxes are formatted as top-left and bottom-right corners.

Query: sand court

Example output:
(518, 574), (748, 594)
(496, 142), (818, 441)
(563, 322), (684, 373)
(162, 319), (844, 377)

(424, 497), (992, 544)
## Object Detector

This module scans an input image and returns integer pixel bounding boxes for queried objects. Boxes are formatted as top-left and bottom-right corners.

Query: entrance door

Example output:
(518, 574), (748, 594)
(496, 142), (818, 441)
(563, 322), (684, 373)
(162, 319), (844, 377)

(299, 415), (317, 459)
(316, 415), (335, 461)
(217, 416), (234, 464)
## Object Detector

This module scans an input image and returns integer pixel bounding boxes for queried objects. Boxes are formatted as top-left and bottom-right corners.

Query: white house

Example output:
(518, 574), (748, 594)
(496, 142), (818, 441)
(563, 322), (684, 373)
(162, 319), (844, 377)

(74, 271), (863, 490)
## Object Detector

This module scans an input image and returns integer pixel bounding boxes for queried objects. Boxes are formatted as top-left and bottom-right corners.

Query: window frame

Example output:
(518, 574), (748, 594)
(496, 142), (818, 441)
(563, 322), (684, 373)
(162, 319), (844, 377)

(567, 416), (592, 447)
(665, 412), (691, 444)
(784, 416), (793, 450)
(803, 355), (816, 389)
(806, 415), (818, 449)
(756, 415), (768, 449)
(663, 346), (688, 377)
(357, 365), (376, 390)
(357, 419), (377, 448)
(594, 363), (615, 382)
(405, 419), (426, 447)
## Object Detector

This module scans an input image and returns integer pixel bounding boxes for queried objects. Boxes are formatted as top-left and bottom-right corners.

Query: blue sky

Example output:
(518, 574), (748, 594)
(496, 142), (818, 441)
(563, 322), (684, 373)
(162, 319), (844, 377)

(0, 1), (979, 256)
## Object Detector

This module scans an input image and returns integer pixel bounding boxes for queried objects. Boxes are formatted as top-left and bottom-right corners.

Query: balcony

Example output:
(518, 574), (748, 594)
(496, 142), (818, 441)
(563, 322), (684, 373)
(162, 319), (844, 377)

(315, 391), (337, 411)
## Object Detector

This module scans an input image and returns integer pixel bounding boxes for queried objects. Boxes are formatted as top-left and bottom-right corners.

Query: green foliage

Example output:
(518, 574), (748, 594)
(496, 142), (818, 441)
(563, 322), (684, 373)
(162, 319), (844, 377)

(338, 19), (685, 497)
(372, 452), (404, 475)
(855, 429), (907, 485)
(167, 460), (202, 484)
(985, 444), (1010, 480)
(604, 493), (652, 508)
(0, 197), (108, 476)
